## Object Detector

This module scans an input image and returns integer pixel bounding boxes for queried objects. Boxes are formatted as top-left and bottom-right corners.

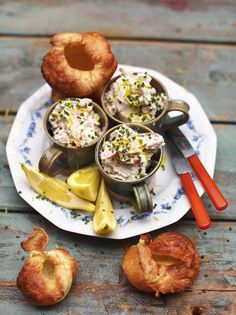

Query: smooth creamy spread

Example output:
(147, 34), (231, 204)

(49, 98), (101, 147)
(105, 70), (167, 123)
(100, 125), (164, 181)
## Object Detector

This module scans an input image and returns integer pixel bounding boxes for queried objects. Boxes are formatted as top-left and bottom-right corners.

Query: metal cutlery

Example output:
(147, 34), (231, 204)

(165, 135), (211, 230)
(166, 128), (228, 210)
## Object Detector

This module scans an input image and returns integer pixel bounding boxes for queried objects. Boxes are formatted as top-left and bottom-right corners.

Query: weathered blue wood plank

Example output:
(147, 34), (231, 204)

(0, 0), (236, 42)
(0, 287), (235, 315)
(0, 38), (236, 122)
(0, 214), (235, 314)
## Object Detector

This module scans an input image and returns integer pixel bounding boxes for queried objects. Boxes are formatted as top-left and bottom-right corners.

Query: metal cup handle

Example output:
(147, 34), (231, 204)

(133, 184), (153, 214)
(159, 100), (190, 131)
(38, 144), (66, 176)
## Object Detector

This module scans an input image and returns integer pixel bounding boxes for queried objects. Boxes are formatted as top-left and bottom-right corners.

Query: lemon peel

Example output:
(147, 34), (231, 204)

(93, 179), (116, 235)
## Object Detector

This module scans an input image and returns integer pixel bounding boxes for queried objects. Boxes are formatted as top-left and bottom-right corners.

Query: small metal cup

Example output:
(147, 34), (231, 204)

(101, 74), (190, 131)
(95, 123), (163, 214)
(39, 99), (109, 176)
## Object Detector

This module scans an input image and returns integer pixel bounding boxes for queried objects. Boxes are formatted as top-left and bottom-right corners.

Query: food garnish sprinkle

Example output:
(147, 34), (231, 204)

(49, 98), (101, 147)
(100, 125), (164, 181)
(105, 69), (167, 123)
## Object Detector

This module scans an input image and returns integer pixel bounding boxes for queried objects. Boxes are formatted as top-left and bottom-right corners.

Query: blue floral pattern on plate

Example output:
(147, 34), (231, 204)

(17, 98), (205, 228)
(6, 65), (216, 238)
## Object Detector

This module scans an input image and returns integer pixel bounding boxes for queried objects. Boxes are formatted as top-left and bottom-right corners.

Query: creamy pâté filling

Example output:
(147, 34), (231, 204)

(105, 70), (167, 123)
(100, 125), (164, 181)
(49, 98), (101, 147)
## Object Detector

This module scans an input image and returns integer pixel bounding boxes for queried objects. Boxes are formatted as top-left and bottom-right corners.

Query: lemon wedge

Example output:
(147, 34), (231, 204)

(67, 166), (100, 202)
(21, 163), (95, 212)
(93, 179), (116, 235)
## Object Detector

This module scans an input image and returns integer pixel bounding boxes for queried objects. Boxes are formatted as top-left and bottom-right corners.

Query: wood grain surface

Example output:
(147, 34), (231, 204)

(0, 38), (236, 122)
(0, 0), (236, 42)
(0, 214), (235, 315)
(1, 1), (236, 314)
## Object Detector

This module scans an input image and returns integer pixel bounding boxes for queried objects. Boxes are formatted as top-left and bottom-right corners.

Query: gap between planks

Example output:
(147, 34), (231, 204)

(1, 34), (236, 48)
(1, 33), (236, 46)
(0, 281), (235, 293)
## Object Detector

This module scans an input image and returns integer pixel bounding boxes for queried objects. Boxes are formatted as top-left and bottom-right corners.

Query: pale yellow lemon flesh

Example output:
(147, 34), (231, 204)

(67, 166), (100, 202)
(21, 163), (95, 212)
(93, 179), (116, 235)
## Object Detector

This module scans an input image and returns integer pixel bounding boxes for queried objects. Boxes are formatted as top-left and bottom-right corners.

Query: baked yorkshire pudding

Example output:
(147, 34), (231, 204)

(17, 227), (77, 306)
(41, 32), (117, 97)
(122, 232), (200, 297)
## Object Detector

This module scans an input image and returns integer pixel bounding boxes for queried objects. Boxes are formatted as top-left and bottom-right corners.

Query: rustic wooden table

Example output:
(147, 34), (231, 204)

(0, 1), (235, 314)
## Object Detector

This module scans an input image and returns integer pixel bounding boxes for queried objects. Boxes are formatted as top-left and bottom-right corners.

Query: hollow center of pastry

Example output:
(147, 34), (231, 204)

(154, 255), (180, 266)
(42, 259), (55, 279)
(64, 44), (95, 71)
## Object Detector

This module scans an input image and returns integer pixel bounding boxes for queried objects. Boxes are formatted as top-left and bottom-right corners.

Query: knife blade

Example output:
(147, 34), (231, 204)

(165, 135), (211, 230)
(166, 128), (228, 211)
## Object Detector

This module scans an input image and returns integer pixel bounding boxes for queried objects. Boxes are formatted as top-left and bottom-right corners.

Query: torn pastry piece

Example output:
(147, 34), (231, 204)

(122, 232), (200, 297)
(17, 227), (77, 306)
(21, 226), (49, 252)
(42, 32), (117, 97)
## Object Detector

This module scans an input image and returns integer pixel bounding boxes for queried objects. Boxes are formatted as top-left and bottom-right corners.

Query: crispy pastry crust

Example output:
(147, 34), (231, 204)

(122, 245), (155, 293)
(41, 32), (117, 97)
(122, 232), (200, 297)
(17, 227), (77, 306)
(51, 89), (66, 103)
(21, 226), (49, 252)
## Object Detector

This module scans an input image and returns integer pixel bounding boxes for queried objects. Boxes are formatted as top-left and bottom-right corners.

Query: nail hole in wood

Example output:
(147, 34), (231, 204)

(192, 306), (203, 315)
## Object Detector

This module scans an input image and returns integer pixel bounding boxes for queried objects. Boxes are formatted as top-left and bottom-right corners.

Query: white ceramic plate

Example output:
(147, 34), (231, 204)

(6, 65), (216, 239)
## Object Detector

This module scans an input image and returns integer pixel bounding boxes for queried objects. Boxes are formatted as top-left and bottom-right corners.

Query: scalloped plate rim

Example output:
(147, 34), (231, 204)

(6, 64), (217, 239)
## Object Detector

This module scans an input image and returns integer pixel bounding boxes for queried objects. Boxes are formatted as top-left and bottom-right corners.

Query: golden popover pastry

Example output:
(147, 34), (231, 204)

(122, 232), (200, 297)
(17, 227), (77, 306)
(41, 32), (117, 98)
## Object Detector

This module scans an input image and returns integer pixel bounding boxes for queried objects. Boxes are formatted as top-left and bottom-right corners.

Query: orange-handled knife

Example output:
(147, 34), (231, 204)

(166, 128), (228, 210)
(165, 135), (211, 230)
